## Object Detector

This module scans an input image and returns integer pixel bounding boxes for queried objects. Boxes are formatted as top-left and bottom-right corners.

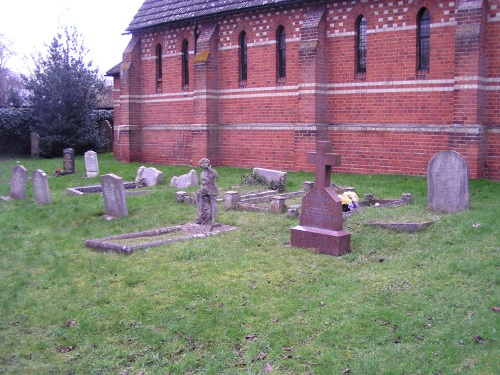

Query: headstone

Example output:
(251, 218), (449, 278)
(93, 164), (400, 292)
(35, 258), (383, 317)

(32, 169), (51, 204)
(291, 141), (351, 256)
(134, 166), (164, 186)
(99, 120), (113, 144)
(84, 151), (99, 178)
(1, 165), (28, 201)
(253, 167), (287, 191)
(428, 150), (470, 213)
(31, 132), (40, 158)
(170, 169), (198, 188)
(101, 174), (128, 219)
(63, 148), (75, 174)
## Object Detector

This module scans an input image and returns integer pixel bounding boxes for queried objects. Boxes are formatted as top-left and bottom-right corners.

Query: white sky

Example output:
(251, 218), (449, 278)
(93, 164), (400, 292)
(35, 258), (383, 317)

(0, 0), (145, 77)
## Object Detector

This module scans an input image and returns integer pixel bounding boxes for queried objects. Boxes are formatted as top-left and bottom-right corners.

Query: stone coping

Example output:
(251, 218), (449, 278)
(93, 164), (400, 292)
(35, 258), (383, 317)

(364, 221), (433, 233)
(85, 223), (238, 254)
(67, 182), (144, 196)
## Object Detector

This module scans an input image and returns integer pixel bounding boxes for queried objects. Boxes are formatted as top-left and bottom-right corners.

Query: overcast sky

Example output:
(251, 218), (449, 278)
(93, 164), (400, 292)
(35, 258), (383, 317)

(0, 0), (145, 76)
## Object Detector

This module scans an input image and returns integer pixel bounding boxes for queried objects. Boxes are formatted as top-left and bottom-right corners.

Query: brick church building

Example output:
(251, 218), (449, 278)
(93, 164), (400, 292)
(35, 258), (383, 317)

(107, 0), (500, 180)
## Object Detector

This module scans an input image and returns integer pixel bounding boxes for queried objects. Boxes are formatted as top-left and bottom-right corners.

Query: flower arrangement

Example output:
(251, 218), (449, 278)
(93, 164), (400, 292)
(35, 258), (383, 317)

(338, 191), (359, 212)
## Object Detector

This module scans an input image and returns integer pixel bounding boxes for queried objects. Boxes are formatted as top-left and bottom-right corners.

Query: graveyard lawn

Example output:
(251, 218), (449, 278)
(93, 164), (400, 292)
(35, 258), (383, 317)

(0, 153), (498, 374)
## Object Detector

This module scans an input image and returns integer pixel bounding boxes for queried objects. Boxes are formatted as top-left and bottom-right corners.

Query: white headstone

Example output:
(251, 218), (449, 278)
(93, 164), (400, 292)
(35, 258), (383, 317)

(428, 150), (470, 213)
(135, 166), (164, 186)
(32, 169), (51, 204)
(10, 165), (29, 200)
(101, 174), (128, 218)
(170, 169), (198, 188)
(84, 151), (99, 178)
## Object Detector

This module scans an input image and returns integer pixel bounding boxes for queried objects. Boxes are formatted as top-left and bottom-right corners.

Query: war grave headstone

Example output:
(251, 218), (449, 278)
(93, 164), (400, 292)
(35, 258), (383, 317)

(1, 165), (29, 201)
(84, 151), (99, 178)
(170, 169), (198, 188)
(428, 150), (470, 213)
(32, 169), (51, 205)
(135, 166), (164, 186)
(101, 174), (128, 219)
(291, 141), (351, 256)
(63, 148), (75, 174)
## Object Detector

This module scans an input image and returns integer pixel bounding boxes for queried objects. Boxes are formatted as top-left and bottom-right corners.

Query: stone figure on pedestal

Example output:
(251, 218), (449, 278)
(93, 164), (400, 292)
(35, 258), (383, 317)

(196, 158), (219, 224)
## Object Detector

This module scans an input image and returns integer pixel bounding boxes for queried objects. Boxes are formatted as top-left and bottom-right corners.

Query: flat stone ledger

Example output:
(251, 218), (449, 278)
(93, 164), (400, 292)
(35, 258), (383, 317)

(32, 169), (51, 204)
(428, 150), (470, 213)
(10, 165), (29, 200)
(63, 148), (75, 174)
(101, 174), (128, 219)
(84, 151), (99, 178)
(291, 141), (351, 256)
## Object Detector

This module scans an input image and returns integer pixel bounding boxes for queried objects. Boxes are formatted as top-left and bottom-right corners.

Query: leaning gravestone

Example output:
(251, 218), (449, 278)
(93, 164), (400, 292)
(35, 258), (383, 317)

(170, 169), (198, 188)
(32, 169), (51, 204)
(291, 141), (351, 256)
(63, 148), (75, 174)
(101, 174), (128, 219)
(428, 150), (470, 213)
(135, 166), (164, 186)
(1, 165), (29, 201)
(84, 151), (99, 178)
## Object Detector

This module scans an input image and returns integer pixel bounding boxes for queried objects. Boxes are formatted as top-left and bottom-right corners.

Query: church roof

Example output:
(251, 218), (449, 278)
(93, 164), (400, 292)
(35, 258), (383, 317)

(126, 0), (301, 32)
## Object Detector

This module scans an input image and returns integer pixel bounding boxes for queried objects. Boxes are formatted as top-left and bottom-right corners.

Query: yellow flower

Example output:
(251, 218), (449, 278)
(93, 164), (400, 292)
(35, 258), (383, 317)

(339, 195), (352, 205)
(343, 191), (359, 202)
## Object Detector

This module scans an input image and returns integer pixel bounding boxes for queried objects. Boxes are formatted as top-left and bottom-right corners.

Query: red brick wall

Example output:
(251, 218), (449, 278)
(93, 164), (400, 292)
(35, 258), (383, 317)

(113, 0), (500, 180)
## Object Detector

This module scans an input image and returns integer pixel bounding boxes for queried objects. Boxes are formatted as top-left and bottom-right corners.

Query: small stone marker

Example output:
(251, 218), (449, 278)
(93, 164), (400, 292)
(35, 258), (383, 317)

(428, 150), (470, 213)
(101, 174), (128, 219)
(84, 150), (99, 178)
(63, 148), (75, 174)
(1, 165), (29, 201)
(32, 169), (51, 204)
(291, 141), (351, 256)
(170, 169), (198, 188)
(135, 166), (164, 186)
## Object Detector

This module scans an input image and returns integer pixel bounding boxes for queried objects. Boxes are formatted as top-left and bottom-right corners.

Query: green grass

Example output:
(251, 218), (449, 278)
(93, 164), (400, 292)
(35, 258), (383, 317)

(0, 153), (499, 374)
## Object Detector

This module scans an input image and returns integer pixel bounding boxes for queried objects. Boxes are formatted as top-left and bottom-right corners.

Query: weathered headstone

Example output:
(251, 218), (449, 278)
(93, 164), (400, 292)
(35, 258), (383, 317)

(84, 150), (99, 178)
(135, 166), (164, 186)
(291, 141), (351, 256)
(101, 174), (128, 219)
(428, 150), (470, 213)
(1, 165), (28, 201)
(63, 148), (75, 174)
(99, 120), (113, 144)
(170, 169), (198, 188)
(32, 169), (51, 204)
(31, 132), (40, 158)
(253, 167), (287, 191)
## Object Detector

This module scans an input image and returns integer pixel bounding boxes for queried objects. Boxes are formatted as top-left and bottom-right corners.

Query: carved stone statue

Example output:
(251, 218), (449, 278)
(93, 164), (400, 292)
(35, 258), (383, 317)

(196, 158), (219, 224)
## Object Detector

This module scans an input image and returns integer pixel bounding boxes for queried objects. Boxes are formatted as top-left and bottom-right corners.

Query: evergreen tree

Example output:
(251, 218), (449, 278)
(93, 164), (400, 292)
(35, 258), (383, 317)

(24, 26), (109, 157)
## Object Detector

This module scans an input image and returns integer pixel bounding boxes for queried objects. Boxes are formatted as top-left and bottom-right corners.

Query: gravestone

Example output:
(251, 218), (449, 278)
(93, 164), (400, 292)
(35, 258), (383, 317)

(31, 132), (40, 158)
(170, 169), (198, 188)
(99, 120), (113, 144)
(101, 174), (128, 219)
(291, 141), (351, 256)
(63, 148), (75, 174)
(428, 150), (470, 213)
(32, 169), (51, 204)
(135, 166), (164, 186)
(253, 167), (287, 191)
(84, 150), (99, 178)
(1, 165), (28, 201)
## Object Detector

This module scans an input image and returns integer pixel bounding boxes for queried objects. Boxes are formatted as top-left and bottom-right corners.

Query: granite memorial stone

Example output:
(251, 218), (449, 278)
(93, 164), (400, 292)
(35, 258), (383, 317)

(428, 150), (470, 213)
(291, 141), (351, 256)
(32, 169), (51, 204)
(63, 148), (75, 174)
(101, 174), (128, 219)
(84, 151), (99, 178)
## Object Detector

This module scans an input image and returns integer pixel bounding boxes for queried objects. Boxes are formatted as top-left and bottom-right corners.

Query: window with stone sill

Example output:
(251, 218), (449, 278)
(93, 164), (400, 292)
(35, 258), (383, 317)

(417, 8), (430, 73)
(356, 15), (367, 75)
(276, 25), (286, 80)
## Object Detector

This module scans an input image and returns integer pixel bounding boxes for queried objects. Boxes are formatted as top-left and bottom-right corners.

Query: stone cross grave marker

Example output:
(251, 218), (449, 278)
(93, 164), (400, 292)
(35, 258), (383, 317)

(291, 141), (351, 256)
(101, 174), (128, 219)
(32, 169), (51, 204)
(84, 150), (99, 178)
(428, 150), (470, 213)
(1, 165), (28, 201)
(63, 148), (75, 174)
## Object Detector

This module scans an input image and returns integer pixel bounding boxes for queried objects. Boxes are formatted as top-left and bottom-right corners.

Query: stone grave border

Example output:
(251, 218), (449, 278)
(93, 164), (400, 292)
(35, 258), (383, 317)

(85, 223), (238, 254)
(67, 182), (148, 196)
